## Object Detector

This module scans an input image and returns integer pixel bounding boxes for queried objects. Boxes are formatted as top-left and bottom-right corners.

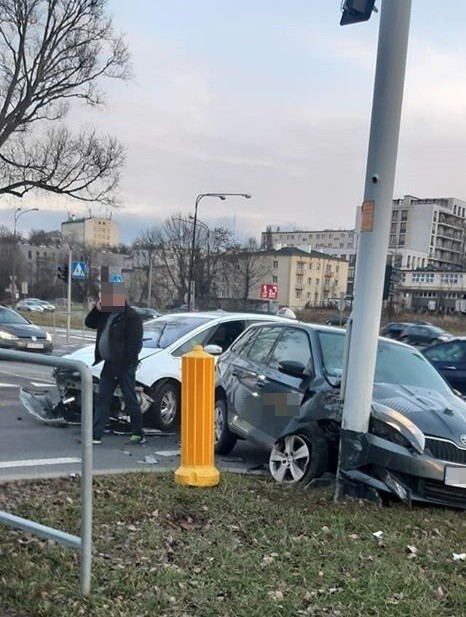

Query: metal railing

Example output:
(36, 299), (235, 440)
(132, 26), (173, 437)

(0, 349), (93, 595)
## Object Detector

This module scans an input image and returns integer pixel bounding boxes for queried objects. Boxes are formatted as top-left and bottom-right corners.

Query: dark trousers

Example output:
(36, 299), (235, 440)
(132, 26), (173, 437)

(93, 361), (144, 439)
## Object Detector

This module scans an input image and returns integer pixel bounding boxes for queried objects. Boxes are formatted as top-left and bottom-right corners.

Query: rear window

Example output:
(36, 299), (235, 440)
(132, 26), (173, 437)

(142, 315), (213, 348)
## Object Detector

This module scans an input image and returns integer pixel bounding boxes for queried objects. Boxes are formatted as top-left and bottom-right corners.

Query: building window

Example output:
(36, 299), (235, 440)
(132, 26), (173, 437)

(308, 277), (312, 285)
(407, 255), (411, 268)
(398, 235), (405, 247)
(28, 250), (32, 259)
(433, 211), (437, 221)
(401, 210), (408, 221)
(272, 276), (278, 283)
(296, 275), (303, 284)
(296, 289), (302, 300)
(273, 260), (278, 269)
(400, 222), (407, 234)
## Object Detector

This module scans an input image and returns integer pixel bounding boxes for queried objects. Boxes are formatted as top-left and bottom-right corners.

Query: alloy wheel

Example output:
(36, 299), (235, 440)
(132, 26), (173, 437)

(269, 434), (311, 483)
(160, 390), (177, 425)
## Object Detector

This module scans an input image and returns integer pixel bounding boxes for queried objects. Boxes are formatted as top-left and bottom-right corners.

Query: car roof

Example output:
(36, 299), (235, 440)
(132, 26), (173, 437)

(152, 311), (292, 322)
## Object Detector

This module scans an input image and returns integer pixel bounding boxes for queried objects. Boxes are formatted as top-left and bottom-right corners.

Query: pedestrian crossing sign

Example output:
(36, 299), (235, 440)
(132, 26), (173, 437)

(110, 273), (124, 282)
(71, 261), (87, 280)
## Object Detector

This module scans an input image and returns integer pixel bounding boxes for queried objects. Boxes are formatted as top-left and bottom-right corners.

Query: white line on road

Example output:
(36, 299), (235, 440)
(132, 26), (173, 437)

(0, 457), (81, 469)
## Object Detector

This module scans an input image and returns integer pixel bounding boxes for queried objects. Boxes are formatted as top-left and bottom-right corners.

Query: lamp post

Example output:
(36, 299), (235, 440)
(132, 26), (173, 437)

(188, 193), (251, 311)
(11, 207), (39, 302)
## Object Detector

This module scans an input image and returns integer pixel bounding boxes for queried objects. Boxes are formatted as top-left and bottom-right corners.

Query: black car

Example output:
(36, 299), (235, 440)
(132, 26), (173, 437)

(132, 307), (161, 321)
(399, 324), (452, 347)
(423, 338), (466, 396)
(0, 305), (53, 353)
(380, 321), (412, 340)
(214, 322), (466, 508)
(325, 315), (348, 326)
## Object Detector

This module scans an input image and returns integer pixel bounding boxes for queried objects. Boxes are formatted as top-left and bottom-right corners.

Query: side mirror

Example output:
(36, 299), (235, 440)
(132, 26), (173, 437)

(204, 344), (223, 356)
(278, 360), (306, 379)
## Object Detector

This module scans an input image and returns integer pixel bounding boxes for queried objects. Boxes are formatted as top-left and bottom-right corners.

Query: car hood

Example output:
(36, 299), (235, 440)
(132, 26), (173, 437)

(373, 383), (466, 447)
(63, 344), (164, 370)
(0, 323), (47, 338)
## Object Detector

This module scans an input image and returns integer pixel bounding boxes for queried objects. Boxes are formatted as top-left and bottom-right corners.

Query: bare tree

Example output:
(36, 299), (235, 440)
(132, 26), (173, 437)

(218, 238), (270, 302)
(0, 0), (129, 205)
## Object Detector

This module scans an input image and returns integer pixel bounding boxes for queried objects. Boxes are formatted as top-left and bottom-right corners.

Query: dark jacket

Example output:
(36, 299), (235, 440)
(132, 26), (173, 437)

(85, 303), (143, 368)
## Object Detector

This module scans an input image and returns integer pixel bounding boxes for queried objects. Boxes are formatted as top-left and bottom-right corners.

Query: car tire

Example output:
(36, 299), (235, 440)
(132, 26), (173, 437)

(269, 426), (328, 485)
(148, 381), (180, 431)
(214, 398), (237, 455)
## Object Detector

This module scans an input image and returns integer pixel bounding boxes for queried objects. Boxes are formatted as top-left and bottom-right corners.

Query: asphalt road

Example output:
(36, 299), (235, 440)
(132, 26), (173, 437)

(0, 329), (268, 482)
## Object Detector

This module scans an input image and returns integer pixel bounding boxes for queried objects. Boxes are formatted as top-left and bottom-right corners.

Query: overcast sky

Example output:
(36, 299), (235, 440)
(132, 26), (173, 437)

(2, 0), (466, 244)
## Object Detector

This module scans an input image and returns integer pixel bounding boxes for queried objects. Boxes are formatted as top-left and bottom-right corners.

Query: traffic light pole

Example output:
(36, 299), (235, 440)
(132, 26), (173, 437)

(335, 0), (412, 499)
(67, 248), (72, 343)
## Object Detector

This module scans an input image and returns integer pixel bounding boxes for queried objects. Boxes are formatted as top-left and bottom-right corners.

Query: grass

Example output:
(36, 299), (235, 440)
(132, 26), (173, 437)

(0, 473), (465, 617)
(24, 310), (89, 330)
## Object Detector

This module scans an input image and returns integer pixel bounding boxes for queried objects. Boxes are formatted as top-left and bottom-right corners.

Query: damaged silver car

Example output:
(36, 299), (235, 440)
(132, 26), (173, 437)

(214, 322), (466, 508)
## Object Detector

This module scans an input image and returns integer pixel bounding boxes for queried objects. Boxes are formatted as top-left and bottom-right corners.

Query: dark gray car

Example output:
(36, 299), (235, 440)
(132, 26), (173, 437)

(215, 322), (466, 508)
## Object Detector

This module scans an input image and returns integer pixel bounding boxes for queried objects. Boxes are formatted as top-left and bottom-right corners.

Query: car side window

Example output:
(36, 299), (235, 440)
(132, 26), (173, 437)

(424, 342), (464, 362)
(246, 326), (284, 364)
(172, 325), (218, 357)
(205, 320), (245, 351)
(267, 328), (313, 371)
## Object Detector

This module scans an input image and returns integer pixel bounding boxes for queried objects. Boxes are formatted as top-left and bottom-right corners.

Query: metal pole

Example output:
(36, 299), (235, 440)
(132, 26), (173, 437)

(79, 360), (93, 595)
(188, 197), (200, 311)
(11, 211), (17, 303)
(336, 0), (412, 498)
(147, 249), (153, 308)
(66, 247), (72, 343)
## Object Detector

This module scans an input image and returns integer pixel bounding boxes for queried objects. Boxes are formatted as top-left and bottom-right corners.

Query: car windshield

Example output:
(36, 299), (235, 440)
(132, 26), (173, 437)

(0, 307), (30, 325)
(317, 330), (451, 394)
(142, 315), (213, 349)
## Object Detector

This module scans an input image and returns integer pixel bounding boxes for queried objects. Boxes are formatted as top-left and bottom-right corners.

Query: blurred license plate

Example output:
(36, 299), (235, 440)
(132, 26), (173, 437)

(27, 343), (44, 349)
(445, 466), (466, 488)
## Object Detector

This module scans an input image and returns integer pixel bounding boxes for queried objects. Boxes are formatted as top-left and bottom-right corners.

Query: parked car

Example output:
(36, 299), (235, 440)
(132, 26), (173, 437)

(325, 315), (348, 326)
(380, 321), (412, 340)
(0, 305), (53, 352)
(214, 321), (466, 508)
(132, 306), (161, 321)
(20, 312), (291, 432)
(398, 324), (452, 347)
(28, 298), (56, 312)
(16, 299), (45, 313)
(423, 338), (466, 396)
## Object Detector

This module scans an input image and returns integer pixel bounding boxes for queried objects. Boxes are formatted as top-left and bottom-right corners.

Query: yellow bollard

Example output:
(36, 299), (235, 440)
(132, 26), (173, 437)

(174, 345), (220, 487)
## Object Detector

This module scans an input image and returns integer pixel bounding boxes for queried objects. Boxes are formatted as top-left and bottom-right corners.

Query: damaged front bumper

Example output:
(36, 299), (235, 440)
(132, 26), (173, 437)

(340, 432), (466, 509)
(20, 367), (154, 429)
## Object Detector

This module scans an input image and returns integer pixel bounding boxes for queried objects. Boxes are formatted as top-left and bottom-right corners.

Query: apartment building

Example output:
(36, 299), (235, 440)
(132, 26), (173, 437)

(61, 215), (120, 247)
(261, 226), (356, 261)
(399, 269), (466, 312)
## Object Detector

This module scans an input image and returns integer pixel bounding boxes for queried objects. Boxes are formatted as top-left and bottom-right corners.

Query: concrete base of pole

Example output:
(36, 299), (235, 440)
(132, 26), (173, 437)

(175, 466), (220, 487)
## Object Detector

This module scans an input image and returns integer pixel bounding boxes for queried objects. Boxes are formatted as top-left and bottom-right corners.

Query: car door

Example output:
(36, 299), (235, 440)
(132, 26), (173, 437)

(226, 325), (285, 437)
(423, 341), (466, 394)
(251, 327), (314, 444)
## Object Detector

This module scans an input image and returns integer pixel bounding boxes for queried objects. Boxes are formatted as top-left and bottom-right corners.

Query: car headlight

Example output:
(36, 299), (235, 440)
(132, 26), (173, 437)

(45, 332), (52, 342)
(371, 402), (425, 454)
(0, 330), (18, 340)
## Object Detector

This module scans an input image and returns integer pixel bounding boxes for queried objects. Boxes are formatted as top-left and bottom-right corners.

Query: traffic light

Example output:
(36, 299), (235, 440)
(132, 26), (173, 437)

(383, 264), (392, 300)
(57, 263), (69, 282)
(340, 0), (377, 26)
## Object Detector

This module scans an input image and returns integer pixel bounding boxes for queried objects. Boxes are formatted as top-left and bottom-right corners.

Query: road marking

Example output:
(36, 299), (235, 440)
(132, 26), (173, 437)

(0, 457), (81, 469)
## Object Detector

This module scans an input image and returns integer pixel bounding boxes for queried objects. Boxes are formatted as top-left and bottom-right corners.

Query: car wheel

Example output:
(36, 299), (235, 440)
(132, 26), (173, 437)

(148, 381), (180, 431)
(214, 398), (237, 455)
(269, 429), (328, 484)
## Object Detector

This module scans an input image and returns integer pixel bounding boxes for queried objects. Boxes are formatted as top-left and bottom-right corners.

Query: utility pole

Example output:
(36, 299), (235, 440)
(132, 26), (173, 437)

(336, 0), (412, 499)
(67, 247), (72, 343)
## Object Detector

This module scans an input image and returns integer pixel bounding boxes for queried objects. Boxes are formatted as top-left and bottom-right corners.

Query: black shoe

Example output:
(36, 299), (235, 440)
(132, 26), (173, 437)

(92, 437), (102, 444)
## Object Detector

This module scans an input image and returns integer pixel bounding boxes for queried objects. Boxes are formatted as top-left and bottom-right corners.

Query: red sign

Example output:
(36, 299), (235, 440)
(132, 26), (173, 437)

(260, 283), (278, 300)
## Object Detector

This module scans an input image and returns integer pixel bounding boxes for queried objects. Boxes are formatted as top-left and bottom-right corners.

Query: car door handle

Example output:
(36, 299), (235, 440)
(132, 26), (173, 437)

(444, 366), (457, 370)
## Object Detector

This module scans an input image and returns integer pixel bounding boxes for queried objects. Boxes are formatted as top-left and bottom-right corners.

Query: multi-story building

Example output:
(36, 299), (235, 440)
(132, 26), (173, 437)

(261, 226), (356, 261)
(61, 214), (120, 247)
(398, 269), (466, 312)
(355, 195), (466, 271)
(214, 247), (349, 311)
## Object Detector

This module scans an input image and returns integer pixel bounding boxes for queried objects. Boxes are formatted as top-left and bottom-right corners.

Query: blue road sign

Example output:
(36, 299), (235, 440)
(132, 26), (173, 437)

(110, 273), (124, 282)
(71, 261), (87, 280)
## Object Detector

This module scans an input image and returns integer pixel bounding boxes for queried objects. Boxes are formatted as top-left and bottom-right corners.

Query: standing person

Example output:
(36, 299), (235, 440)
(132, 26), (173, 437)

(85, 281), (145, 444)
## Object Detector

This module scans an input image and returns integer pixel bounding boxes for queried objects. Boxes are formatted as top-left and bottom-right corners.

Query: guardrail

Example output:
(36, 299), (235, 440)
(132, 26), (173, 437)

(0, 349), (94, 595)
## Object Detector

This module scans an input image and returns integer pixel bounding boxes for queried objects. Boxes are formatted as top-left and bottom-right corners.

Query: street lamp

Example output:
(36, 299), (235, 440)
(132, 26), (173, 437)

(188, 193), (251, 310)
(11, 206), (39, 302)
